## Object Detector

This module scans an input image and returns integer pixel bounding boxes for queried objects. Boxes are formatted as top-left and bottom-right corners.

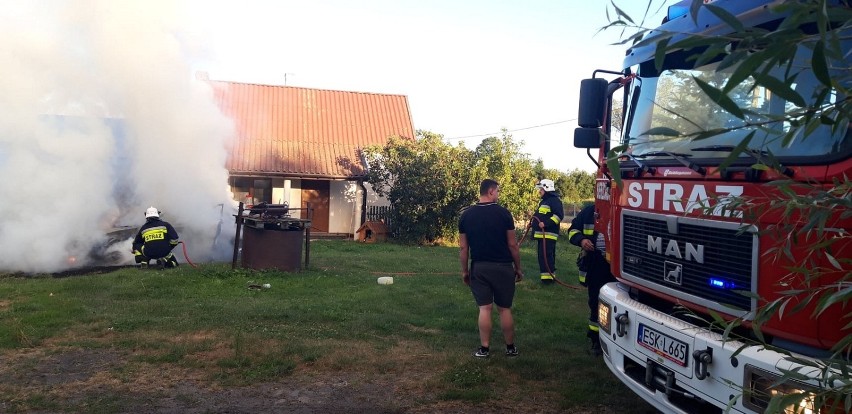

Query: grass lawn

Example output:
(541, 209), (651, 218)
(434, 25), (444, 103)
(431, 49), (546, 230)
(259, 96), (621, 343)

(0, 237), (657, 413)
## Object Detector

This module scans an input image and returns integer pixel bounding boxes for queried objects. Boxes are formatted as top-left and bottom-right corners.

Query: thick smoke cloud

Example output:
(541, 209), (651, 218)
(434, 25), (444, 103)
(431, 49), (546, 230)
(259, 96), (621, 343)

(0, 1), (236, 273)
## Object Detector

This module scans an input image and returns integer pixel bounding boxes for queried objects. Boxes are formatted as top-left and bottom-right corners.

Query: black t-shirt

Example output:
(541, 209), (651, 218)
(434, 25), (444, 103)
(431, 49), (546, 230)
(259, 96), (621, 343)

(458, 202), (515, 263)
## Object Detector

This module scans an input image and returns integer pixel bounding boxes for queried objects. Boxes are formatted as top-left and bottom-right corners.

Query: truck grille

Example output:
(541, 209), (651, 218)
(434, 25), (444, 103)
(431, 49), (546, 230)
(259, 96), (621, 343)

(621, 212), (756, 312)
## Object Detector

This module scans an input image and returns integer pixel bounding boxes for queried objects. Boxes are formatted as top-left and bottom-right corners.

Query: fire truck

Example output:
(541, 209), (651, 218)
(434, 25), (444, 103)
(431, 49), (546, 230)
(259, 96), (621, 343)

(573, 0), (850, 413)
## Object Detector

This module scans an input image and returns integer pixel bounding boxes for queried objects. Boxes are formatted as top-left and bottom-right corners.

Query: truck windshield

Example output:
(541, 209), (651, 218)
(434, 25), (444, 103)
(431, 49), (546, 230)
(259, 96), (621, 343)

(623, 42), (851, 164)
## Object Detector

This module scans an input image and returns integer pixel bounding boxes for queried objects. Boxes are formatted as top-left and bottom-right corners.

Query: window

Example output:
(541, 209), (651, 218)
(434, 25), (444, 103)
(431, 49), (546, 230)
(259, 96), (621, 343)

(231, 177), (272, 205)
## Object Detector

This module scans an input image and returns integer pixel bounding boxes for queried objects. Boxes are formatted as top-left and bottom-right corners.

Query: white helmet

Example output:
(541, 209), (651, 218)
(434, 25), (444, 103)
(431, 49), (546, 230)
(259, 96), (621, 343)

(536, 179), (556, 192)
(144, 206), (160, 219)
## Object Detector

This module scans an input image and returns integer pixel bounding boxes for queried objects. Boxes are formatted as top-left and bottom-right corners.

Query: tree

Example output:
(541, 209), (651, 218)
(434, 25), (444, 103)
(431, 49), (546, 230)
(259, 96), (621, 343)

(531, 163), (596, 217)
(611, 97), (624, 140)
(605, 1), (851, 412)
(472, 130), (539, 219)
(533, 167), (595, 203)
(363, 130), (478, 244)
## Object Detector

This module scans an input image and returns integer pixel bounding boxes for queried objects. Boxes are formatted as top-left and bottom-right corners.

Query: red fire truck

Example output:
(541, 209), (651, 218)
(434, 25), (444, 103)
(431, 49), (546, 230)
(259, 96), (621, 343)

(574, 0), (850, 413)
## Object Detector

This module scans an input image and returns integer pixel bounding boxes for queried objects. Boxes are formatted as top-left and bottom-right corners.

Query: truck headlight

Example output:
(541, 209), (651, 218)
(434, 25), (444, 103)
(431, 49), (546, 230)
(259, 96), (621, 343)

(744, 365), (817, 414)
(598, 298), (612, 335)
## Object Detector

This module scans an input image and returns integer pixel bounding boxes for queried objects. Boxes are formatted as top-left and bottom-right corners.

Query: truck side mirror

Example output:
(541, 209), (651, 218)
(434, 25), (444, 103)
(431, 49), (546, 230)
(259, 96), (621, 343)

(578, 78), (608, 128)
(574, 78), (608, 149)
(574, 127), (601, 149)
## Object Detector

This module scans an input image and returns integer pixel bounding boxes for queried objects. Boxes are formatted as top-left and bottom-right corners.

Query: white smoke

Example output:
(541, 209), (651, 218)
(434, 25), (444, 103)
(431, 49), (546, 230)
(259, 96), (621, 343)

(0, 0), (236, 273)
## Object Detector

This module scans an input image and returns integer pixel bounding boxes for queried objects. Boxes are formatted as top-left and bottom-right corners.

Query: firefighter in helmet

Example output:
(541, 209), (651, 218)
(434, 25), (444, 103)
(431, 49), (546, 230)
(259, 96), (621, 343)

(532, 179), (564, 284)
(568, 203), (616, 356)
(132, 206), (180, 268)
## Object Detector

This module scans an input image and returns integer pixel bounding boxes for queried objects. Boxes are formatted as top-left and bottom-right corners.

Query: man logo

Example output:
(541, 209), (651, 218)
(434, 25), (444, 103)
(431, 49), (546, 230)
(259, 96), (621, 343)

(648, 236), (705, 264)
(664, 261), (683, 285)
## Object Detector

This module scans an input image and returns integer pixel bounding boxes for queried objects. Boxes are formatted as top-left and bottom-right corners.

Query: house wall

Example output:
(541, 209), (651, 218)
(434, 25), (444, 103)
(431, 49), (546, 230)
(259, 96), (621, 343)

(230, 176), (389, 236)
(364, 181), (389, 207)
(271, 178), (286, 204)
(290, 180), (302, 211)
(273, 178), (301, 208)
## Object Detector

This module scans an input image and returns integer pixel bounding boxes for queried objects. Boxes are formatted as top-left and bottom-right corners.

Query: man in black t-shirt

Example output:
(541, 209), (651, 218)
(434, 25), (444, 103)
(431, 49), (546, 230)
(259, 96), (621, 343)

(459, 179), (524, 358)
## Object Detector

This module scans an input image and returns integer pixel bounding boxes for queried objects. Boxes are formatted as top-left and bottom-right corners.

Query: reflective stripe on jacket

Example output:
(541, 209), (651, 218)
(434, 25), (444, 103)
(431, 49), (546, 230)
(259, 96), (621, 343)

(533, 192), (563, 240)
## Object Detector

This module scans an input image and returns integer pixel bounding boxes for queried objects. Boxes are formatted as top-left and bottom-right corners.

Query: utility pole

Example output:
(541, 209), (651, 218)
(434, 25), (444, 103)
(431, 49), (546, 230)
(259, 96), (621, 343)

(284, 73), (295, 86)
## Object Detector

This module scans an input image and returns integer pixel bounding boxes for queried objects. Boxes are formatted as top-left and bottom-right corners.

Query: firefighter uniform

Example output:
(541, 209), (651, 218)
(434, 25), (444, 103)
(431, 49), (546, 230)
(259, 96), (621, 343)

(568, 204), (616, 355)
(532, 179), (564, 284)
(133, 207), (180, 268)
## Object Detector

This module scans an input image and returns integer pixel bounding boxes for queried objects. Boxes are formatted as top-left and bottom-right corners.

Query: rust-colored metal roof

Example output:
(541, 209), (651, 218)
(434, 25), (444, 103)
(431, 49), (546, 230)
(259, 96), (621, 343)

(210, 80), (414, 178)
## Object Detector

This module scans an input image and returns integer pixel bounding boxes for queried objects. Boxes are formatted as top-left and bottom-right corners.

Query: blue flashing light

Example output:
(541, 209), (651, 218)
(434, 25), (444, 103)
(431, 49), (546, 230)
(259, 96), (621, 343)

(709, 277), (737, 289)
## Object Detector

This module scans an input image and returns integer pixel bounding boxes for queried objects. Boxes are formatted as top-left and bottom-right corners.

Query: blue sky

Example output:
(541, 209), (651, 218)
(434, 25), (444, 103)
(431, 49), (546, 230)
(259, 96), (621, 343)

(191, 0), (677, 172)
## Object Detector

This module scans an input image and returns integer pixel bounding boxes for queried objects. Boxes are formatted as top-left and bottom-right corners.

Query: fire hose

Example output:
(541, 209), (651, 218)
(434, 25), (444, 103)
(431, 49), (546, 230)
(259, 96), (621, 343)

(520, 216), (583, 291)
(179, 241), (199, 268)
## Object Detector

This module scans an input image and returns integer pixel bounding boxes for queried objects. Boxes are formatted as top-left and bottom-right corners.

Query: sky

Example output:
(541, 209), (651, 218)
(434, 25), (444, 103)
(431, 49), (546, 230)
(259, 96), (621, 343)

(0, 0), (674, 272)
(188, 0), (676, 173)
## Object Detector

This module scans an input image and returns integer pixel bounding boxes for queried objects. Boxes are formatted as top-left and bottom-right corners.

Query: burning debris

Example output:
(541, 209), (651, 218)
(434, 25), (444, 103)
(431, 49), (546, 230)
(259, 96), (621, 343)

(67, 226), (138, 267)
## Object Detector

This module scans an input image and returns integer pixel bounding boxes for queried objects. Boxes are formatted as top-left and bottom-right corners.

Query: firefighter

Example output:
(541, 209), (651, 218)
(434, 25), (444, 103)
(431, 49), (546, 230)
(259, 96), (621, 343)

(568, 203), (616, 356)
(532, 179), (564, 284)
(132, 206), (180, 268)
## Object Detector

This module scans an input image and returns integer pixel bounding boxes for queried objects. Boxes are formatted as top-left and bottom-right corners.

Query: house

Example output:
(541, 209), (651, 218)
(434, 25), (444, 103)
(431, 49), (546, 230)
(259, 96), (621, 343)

(208, 77), (414, 237)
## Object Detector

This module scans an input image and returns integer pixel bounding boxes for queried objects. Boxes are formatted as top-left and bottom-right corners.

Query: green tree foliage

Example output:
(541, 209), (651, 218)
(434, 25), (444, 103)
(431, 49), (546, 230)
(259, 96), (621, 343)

(472, 130), (539, 219)
(563, 168), (596, 202)
(529, 166), (596, 219)
(363, 131), (478, 244)
(611, 97), (624, 139)
(531, 161), (597, 219)
(364, 128), (598, 242)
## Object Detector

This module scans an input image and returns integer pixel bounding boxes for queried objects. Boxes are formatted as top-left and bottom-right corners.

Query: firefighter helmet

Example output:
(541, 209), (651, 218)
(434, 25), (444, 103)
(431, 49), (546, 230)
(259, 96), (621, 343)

(145, 206), (160, 219)
(536, 179), (556, 192)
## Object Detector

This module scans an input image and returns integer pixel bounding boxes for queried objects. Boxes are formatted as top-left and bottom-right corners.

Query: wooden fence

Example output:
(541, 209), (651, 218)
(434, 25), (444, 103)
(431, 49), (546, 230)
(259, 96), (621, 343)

(366, 205), (393, 235)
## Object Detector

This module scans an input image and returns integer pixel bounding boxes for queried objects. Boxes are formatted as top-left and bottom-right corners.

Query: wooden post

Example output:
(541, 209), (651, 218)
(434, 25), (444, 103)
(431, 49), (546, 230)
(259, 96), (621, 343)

(304, 202), (311, 269)
(232, 202), (245, 269)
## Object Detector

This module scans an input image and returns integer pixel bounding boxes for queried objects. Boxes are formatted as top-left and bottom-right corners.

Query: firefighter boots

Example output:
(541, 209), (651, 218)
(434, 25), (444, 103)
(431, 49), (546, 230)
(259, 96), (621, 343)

(589, 338), (603, 357)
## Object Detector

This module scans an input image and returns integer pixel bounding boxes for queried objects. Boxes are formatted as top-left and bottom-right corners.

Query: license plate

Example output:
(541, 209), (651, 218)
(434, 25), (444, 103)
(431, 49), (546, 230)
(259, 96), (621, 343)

(638, 323), (689, 366)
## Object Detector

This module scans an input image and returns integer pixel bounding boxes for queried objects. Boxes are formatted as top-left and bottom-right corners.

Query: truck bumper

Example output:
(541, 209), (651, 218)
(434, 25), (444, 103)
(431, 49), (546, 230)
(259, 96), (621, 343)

(597, 282), (822, 414)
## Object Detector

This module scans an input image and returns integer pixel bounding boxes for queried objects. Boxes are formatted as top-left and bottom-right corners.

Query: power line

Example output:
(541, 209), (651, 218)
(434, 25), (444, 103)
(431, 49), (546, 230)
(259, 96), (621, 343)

(444, 119), (577, 141)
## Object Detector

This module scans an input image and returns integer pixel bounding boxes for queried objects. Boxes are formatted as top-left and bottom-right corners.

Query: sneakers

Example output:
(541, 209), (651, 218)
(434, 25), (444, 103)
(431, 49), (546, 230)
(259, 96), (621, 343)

(505, 345), (519, 357)
(473, 346), (519, 358)
(473, 347), (490, 358)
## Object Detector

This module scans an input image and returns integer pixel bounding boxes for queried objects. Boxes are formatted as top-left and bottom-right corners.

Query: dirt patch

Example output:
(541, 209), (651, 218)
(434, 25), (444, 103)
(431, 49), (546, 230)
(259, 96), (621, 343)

(50, 265), (131, 278)
(0, 347), (423, 413)
(0, 335), (642, 414)
(6, 348), (122, 387)
(403, 323), (441, 335)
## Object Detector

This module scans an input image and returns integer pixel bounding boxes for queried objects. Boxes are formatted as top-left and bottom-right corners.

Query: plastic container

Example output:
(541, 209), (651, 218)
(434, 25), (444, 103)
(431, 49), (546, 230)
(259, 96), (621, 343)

(377, 276), (394, 285)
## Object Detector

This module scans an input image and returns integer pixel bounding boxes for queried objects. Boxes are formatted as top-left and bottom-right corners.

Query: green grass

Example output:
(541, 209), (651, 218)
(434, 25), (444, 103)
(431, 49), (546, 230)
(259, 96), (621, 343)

(0, 237), (655, 413)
